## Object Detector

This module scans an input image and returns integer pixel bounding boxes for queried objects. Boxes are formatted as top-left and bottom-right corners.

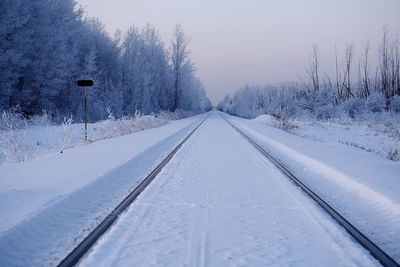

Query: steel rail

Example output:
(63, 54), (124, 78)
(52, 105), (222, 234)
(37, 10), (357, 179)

(222, 115), (399, 267)
(58, 115), (209, 267)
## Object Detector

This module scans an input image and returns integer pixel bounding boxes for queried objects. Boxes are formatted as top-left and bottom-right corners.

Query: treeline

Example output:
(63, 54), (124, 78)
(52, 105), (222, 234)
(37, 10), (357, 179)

(0, 0), (211, 122)
(218, 29), (400, 119)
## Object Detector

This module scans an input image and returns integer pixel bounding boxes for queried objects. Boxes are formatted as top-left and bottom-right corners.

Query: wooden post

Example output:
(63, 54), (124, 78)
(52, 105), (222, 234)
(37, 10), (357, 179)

(77, 80), (93, 141)
(84, 86), (87, 141)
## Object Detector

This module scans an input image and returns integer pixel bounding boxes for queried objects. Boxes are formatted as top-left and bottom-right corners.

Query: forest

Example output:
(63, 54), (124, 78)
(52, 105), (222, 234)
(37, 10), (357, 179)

(0, 0), (211, 123)
(218, 29), (400, 120)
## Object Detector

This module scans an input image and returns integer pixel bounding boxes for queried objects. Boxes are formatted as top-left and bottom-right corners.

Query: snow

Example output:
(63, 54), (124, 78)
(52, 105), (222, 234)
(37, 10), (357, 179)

(251, 114), (277, 125)
(0, 113), (176, 165)
(0, 111), (397, 265)
(289, 117), (400, 161)
(0, 113), (207, 266)
(226, 113), (400, 262)
(81, 113), (377, 266)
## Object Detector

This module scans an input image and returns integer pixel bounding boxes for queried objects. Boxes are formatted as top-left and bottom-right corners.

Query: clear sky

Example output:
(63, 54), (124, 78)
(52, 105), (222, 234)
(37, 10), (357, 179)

(76, 0), (400, 105)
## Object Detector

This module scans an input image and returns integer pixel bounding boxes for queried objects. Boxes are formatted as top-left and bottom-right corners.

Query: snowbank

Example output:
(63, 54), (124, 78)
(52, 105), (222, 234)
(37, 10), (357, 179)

(0, 113), (207, 265)
(227, 113), (400, 261)
(251, 114), (276, 125)
(288, 116), (400, 161)
(0, 110), (195, 165)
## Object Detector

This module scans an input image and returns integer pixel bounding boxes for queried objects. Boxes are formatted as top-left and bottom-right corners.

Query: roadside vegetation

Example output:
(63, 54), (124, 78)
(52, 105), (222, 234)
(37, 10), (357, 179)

(0, 107), (195, 164)
(218, 29), (400, 161)
(0, 0), (211, 123)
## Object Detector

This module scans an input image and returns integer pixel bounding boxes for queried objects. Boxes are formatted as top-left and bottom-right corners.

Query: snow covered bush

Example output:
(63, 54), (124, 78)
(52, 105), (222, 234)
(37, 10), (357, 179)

(0, 111), (30, 163)
(365, 92), (386, 113)
(0, 108), (55, 163)
(272, 107), (296, 131)
(156, 110), (195, 121)
(310, 86), (338, 119)
(59, 116), (73, 150)
(134, 115), (166, 131)
(389, 95), (400, 113)
(313, 103), (336, 119)
(92, 109), (196, 141)
(29, 110), (52, 126)
(95, 116), (133, 140)
(0, 107), (27, 131)
(0, 107), (195, 165)
(340, 98), (365, 118)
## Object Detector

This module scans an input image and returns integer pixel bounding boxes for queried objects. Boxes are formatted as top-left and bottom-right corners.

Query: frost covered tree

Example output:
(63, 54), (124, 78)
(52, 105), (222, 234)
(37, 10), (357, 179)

(0, 0), (83, 116)
(219, 29), (400, 119)
(121, 24), (176, 114)
(0, 2), (210, 122)
(170, 25), (193, 112)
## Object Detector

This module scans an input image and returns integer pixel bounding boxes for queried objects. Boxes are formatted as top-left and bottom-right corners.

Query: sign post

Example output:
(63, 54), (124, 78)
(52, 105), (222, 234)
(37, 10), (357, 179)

(77, 80), (93, 141)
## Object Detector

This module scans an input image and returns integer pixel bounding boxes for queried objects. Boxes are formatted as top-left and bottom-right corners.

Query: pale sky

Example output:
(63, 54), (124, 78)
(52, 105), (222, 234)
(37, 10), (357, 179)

(76, 0), (400, 105)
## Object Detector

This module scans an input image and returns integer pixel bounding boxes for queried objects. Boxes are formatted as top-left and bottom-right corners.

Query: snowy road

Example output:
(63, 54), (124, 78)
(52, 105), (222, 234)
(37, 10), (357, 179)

(81, 113), (378, 266)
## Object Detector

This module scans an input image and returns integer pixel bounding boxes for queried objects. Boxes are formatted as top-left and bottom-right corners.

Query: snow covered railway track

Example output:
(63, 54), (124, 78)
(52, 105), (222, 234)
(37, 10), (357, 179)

(58, 115), (209, 267)
(222, 115), (399, 267)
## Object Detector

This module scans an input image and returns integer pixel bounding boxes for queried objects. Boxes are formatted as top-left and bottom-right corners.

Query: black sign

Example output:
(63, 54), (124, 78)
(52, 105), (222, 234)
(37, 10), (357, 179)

(77, 80), (93, 87)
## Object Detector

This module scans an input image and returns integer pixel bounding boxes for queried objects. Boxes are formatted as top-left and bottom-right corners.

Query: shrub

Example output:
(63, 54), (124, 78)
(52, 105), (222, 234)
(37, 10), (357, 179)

(365, 92), (386, 113)
(314, 104), (336, 120)
(0, 107), (27, 131)
(0, 111), (30, 163)
(341, 98), (365, 118)
(389, 95), (400, 113)
(272, 107), (296, 130)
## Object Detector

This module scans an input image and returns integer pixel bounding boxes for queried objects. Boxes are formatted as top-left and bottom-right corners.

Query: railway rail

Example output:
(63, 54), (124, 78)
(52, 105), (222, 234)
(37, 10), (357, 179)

(221, 114), (399, 267)
(58, 112), (398, 266)
(58, 115), (209, 267)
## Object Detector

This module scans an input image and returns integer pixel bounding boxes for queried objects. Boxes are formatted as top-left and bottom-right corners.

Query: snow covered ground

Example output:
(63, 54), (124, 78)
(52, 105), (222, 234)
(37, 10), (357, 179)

(0, 113), (206, 266)
(81, 112), (377, 266)
(289, 116), (400, 162)
(227, 113), (400, 262)
(0, 111), (398, 266)
(0, 111), (193, 165)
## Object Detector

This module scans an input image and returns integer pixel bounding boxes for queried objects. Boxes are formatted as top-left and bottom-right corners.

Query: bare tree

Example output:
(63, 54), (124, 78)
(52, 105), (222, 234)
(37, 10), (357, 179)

(342, 43), (355, 99)
(379, 27), (390, 105)
(335, 43), (343, 99)
(360, 42), (371, 98)
(389, 34), (400, 96)
(307, 43), (320, 94)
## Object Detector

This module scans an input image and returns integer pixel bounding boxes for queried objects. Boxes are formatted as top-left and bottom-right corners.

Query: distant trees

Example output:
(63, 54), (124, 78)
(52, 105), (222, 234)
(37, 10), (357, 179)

(379, 27), (400, 107)
(219, 28), (400, 119)
(0, 0), (210, 122)
(121, 24), (172, 114)
(119, 23), (210, 116)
